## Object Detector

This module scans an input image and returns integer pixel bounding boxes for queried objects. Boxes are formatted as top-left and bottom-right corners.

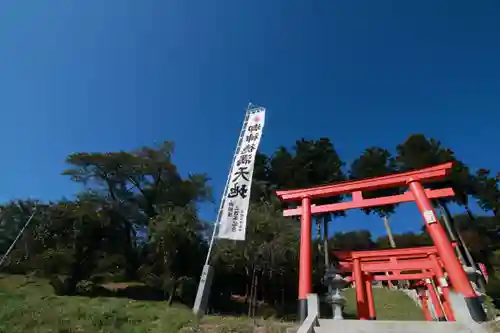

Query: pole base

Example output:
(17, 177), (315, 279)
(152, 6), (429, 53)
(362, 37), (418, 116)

(437, 316), (446, 321)
(298, 299), (308, 323)
(464, 296), (487, 322)
(369, 316), (376, 320)
(192, 265), (214, 317)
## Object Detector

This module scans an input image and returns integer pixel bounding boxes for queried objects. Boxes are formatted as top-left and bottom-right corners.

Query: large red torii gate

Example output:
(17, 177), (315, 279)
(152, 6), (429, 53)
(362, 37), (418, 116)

(275, 163), (486, 322)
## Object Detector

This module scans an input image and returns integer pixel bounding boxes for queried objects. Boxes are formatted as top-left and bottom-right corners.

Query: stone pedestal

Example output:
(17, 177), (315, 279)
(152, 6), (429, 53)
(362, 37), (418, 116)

(323, 264), (347, 320)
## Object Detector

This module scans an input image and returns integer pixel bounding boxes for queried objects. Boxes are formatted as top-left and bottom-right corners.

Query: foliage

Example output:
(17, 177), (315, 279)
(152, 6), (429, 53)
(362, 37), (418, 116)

(473, 169), (500, 216)
(0, 133), (500, 322)
(349, 147), (400, 217)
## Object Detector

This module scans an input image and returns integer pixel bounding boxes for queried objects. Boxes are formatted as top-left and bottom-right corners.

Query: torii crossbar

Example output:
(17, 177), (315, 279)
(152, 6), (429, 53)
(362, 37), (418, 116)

(275, 163), (486, 323)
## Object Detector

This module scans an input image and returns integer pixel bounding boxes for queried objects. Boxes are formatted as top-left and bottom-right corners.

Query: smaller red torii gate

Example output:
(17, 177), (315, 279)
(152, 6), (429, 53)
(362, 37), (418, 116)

(275, 163), (486, 322)
(334, 245), (456, 321)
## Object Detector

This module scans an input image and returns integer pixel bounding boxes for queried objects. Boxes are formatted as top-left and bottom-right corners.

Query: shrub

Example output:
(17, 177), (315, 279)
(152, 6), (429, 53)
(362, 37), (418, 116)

(49, 275), (71, 295)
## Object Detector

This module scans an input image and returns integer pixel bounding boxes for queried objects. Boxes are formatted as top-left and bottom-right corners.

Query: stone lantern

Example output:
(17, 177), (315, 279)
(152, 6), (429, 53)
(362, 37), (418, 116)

(323, 264), (347, 320)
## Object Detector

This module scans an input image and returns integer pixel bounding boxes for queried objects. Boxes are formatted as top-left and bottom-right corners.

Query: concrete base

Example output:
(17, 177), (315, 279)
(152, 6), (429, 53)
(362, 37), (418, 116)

(316, 319), (487, 333)
(298, 299), (308, 323)
(448, 292), (489, 333)
(464, 296), (487, 322)
(192, 264), (214, 317)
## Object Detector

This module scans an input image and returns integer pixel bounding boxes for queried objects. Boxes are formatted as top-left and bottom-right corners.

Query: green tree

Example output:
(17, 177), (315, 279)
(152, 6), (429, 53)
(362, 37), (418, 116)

(61, 141), (212, 279)
(141, 205), (207, 304)
(473, 169), (500, 216)
(330, 230), (375, 250)
(395, 134), (476, 266)
(212, 202), (300, 317)
(268, 138), (346, 266)
(61, 141), (211, 220)
(375, 232), (432, 249)
(349, 147), (400, 248)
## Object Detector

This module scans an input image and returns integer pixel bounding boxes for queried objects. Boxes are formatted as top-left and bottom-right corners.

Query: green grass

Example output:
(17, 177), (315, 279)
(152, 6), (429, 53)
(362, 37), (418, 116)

(0, 274), (292, 333)
(0, 275), (195, 333)
(343, 287), (426, 321)
(0, 275), (427, 332)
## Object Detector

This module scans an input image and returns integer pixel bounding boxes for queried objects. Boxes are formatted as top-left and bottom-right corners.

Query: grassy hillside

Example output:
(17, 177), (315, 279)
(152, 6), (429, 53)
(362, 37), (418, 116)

(343, 287), (425, 321)
(0, 275), (293, 333)
(0, 275), (425, 333)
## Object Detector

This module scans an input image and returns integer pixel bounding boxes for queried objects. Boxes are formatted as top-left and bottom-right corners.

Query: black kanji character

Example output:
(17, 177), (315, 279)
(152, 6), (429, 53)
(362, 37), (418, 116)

(232, 167), (250, 182)
(245, 133), (259, 143)
(241, 144), (256, 154)
(248, 124), (262, 132)
(236, 154), (252, 167)
(228, 183), (249, 199)
(227, 201), (234, 217)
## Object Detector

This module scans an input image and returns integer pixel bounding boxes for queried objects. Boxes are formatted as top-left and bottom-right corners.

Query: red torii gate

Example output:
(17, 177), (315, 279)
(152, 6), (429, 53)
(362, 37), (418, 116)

(334, 245), (457, 321)
(275, 163), (486, 322)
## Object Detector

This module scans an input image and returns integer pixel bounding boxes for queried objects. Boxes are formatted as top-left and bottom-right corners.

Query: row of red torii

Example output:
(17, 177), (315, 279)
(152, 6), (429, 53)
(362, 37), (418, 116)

(275, 163), (486, 323)
(334, 244), (456, 321)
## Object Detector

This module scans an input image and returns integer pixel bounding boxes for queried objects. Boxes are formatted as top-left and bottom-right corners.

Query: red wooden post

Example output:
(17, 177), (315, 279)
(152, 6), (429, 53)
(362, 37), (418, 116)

(429, 254), (455, 321)
(387, 273), (393, 289)
(425, 278), (446, 321)
(408, 180), (486, 322)
(365, 274), (376, 320)
(298, 196), (312, 322)
(421, 294), (432, 321)
(354, 258), (368, 320)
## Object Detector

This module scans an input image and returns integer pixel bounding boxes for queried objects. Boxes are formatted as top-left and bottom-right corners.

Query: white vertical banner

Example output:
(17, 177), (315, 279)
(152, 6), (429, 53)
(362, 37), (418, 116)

(217, 108), (266, 241)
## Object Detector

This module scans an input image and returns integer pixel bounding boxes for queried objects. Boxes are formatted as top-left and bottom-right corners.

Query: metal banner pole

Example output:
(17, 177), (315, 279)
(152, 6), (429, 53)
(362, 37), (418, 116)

(0, 206), (37, 268)
(193, 104), (262, 316)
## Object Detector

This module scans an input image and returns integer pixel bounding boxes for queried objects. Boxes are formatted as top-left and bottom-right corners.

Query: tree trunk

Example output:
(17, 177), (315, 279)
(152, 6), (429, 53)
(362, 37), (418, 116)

(252, 271), (259, 317)
(281, 273), (285, 316)
(437, 201), (467, 264)
(168, 280), (177, 306)
(382, 215), (396, 248)
(323, 217), (330, 267)
(464, 204), (475, 221)
(438, 202), (486, 292)
(456, 208), (487, 292)
(248, 266), (256, 317)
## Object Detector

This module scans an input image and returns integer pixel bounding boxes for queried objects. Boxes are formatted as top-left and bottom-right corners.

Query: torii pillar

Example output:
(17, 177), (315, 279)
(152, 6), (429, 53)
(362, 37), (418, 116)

(298, 197), (312, 319)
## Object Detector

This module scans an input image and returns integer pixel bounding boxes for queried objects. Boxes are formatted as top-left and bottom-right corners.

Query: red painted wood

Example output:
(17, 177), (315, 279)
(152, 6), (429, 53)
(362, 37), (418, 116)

(421, 295), (432, 321)
(426, 280), (445, 320)
(276, 163), (453, 202)
(344, 271), (434, 281)
(365, 275), (376, 319)
(339, 260), (434, 272)
(333, 243), (456, 261)
(409, 180), (477, 298)
(372, 272), (433, 281)
(428, 254), (455, 321)
(354, 259), (369, 320)
(283, 188), (454, 217)
(298, 197), (312, 300)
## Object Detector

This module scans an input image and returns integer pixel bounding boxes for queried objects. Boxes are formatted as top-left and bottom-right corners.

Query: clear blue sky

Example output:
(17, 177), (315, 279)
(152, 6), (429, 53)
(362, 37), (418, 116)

(1, 1), (499, 237)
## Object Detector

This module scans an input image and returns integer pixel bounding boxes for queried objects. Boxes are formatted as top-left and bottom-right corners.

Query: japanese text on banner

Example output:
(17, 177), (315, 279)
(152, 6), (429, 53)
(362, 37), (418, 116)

(217, 109), (265, 241)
